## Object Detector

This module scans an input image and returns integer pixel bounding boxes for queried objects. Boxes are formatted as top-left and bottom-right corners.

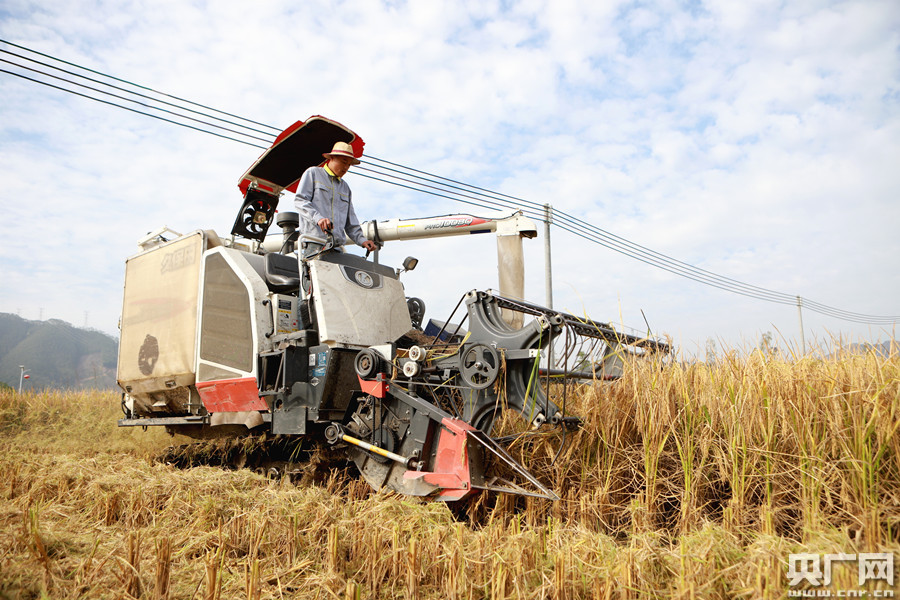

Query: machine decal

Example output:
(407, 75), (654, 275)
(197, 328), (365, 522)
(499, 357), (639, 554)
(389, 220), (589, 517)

(423, 217), (488, 230)
(275, 298), (297, 333)
(354, 271), (374, 288)
(160, 244), (198, 274)
(312, 351), (328, 376)
(339, 265), (383, 290)
(138, 334), (159, 375)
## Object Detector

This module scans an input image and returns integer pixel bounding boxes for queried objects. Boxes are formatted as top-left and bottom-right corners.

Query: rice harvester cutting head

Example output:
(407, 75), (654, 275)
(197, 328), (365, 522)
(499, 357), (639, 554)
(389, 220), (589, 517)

(347, 285), (669, 500)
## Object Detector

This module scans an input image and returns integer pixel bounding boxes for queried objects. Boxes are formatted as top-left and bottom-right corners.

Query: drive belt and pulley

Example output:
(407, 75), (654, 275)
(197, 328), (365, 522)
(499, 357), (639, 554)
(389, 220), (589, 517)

(458, 343), (501, 390)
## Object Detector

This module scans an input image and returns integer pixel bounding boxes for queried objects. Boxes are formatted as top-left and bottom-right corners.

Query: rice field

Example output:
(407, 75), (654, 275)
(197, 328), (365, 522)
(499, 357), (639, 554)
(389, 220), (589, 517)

(1, 347), (898, 599)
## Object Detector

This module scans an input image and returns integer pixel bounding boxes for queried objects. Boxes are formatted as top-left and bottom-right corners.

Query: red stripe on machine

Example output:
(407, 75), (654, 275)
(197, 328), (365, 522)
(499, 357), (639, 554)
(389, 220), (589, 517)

(196, 378), (267, 413)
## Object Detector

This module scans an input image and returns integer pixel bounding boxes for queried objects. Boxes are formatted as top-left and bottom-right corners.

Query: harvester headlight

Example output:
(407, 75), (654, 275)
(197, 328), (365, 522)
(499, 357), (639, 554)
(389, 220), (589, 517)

(402, 256), (419, 272)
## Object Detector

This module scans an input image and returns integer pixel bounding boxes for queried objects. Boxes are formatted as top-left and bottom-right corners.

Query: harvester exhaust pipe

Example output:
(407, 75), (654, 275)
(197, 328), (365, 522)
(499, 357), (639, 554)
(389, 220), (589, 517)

(276, 211), (300, 254)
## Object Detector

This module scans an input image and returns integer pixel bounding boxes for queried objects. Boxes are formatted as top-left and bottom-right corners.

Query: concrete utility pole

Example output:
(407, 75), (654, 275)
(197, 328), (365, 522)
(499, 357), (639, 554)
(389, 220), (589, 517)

(544, 204), (553, 310)
(796, 296), (807, 355)
(544, 204), (554, 370)
(18, 366), (28, 394)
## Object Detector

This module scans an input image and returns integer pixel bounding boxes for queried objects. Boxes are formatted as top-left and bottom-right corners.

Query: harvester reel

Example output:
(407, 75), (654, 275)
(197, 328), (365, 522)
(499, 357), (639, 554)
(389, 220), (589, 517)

(459, 343), (500, 390)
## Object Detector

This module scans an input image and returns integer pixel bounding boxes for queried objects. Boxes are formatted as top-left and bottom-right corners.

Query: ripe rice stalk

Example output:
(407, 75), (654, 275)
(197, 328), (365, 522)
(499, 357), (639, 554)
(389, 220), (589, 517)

(243, 557), (260, 600)
(378, 522), (394, 581)
(74, 535), (102, 590)
(406, 537), (418, 600)
(24, 504), (51, 590)
(471, 533), (486, 593)
(204, 546), (225, 600)
(344, 580), (360, 600)
(491, 559), (507, 600)
(444, 534), (460, 600)
(553, 550), (566, 600)
(123, 530), (142, 599)
(327, 523), (340, 573)
(155, 537), (171, 600)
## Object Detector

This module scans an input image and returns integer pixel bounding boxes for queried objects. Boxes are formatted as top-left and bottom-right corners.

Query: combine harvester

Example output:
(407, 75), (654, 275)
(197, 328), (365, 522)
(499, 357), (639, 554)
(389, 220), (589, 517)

(117, 116), (670, 503)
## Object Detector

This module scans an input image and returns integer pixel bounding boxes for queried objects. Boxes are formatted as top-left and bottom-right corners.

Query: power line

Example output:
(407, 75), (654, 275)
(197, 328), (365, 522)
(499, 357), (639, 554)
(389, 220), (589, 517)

(363, 154), (550, 213)
(1, 38), (897, 326)
(0, 68), (267, 149)
(0, 48), (276, 138)
(0, 57), (273, 144)
(0, 39), (277, 132)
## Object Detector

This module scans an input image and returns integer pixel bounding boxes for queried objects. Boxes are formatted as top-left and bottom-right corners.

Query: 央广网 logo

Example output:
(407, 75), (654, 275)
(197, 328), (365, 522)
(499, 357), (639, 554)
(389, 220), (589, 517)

(787, 553), (894, 597)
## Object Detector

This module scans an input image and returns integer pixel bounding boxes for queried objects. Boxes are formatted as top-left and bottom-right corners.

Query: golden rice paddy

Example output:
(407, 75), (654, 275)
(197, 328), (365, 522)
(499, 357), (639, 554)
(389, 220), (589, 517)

(1, 347), (898, 599)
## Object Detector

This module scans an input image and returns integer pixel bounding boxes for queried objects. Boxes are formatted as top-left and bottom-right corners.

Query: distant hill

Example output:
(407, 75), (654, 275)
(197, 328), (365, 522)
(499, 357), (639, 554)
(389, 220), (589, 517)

(0, 313), (119, 390)
(836, 340), (897, 357)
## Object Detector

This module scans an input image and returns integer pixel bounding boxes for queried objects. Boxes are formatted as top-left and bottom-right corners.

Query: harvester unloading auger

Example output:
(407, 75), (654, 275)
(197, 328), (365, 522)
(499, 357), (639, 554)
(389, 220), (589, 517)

(116, 116), (670, 503)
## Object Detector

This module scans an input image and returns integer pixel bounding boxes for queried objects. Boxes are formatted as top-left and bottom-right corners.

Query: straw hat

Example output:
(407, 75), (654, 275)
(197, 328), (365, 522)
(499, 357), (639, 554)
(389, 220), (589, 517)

(323, 141), (361, 165)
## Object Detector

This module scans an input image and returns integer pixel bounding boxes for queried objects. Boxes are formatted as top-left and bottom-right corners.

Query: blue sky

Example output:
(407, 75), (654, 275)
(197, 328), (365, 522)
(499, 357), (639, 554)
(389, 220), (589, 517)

(1, 0), (898, 355)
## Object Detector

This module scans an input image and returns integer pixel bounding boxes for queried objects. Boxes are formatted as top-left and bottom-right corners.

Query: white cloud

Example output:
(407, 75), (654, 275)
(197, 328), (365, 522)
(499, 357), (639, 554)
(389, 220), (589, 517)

(0, 0), (898, 352)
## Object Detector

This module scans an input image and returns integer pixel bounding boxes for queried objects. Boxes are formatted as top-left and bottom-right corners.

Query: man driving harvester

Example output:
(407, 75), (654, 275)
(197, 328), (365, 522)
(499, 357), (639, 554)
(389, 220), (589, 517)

(295, 141), (378, 258)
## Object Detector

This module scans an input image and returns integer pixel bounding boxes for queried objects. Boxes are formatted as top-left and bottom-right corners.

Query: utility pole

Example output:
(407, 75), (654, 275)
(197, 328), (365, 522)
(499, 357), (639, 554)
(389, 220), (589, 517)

(18, 365), (28, 394)
(544, 204), (554, 369)
(543, 204), (553, 310)
(797, 296), (806, 355)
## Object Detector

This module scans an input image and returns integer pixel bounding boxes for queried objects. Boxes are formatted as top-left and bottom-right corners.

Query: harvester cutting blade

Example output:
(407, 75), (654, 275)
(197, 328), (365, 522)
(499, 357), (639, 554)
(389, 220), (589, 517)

(399, 417), (558, 502)
(465, 428), (559, 500)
